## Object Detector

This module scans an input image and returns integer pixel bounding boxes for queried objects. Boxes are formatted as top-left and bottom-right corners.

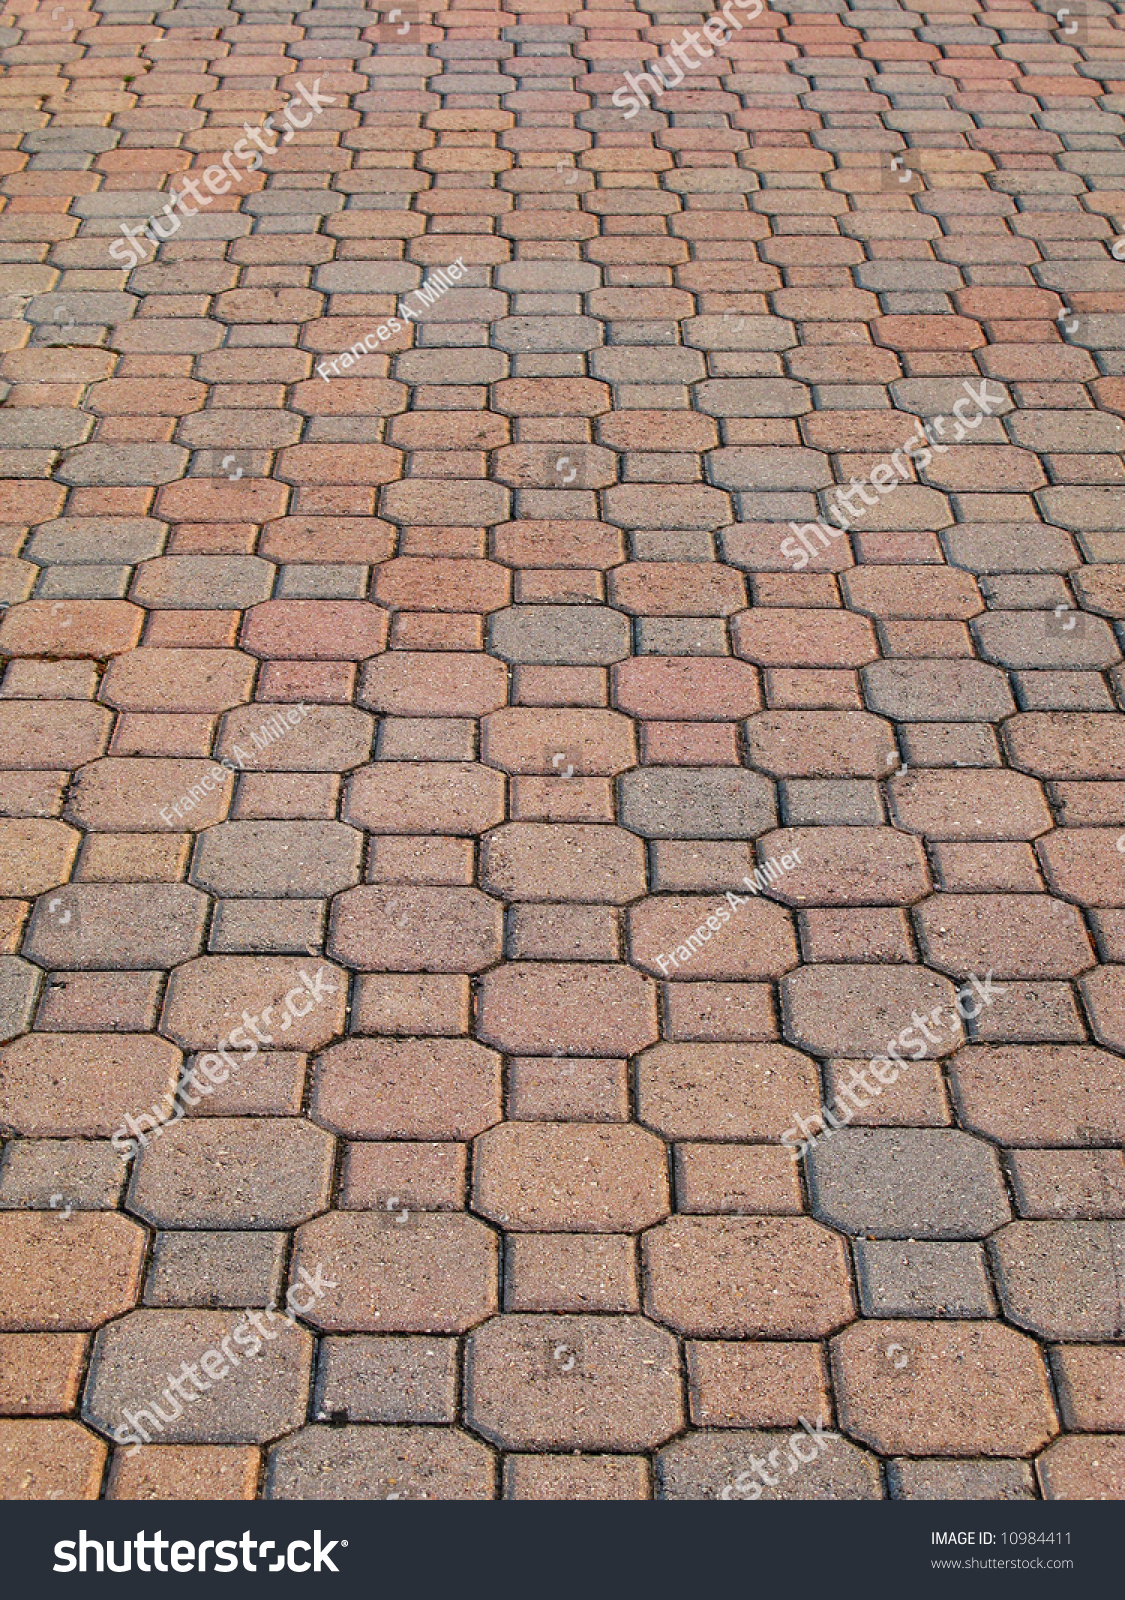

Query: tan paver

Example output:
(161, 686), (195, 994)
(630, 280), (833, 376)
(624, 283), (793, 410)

(1, 0), (1122, 1503)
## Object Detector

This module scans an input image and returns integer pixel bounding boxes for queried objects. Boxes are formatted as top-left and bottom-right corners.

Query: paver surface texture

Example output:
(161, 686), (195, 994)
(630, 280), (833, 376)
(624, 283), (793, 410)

(0, 0), (1124, 1504)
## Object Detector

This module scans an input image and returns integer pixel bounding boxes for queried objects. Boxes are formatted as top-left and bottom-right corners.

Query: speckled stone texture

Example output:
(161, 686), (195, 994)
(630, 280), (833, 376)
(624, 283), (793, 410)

(0, 0), (1123, 1506)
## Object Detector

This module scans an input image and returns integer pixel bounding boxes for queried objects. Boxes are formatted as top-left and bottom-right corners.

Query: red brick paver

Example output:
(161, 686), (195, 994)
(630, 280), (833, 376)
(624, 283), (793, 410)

(0, 0), (1122, 1505)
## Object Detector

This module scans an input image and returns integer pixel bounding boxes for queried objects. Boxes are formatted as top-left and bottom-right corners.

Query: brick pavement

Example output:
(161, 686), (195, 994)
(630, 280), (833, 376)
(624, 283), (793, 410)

(0, 0), (1123, 1503)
